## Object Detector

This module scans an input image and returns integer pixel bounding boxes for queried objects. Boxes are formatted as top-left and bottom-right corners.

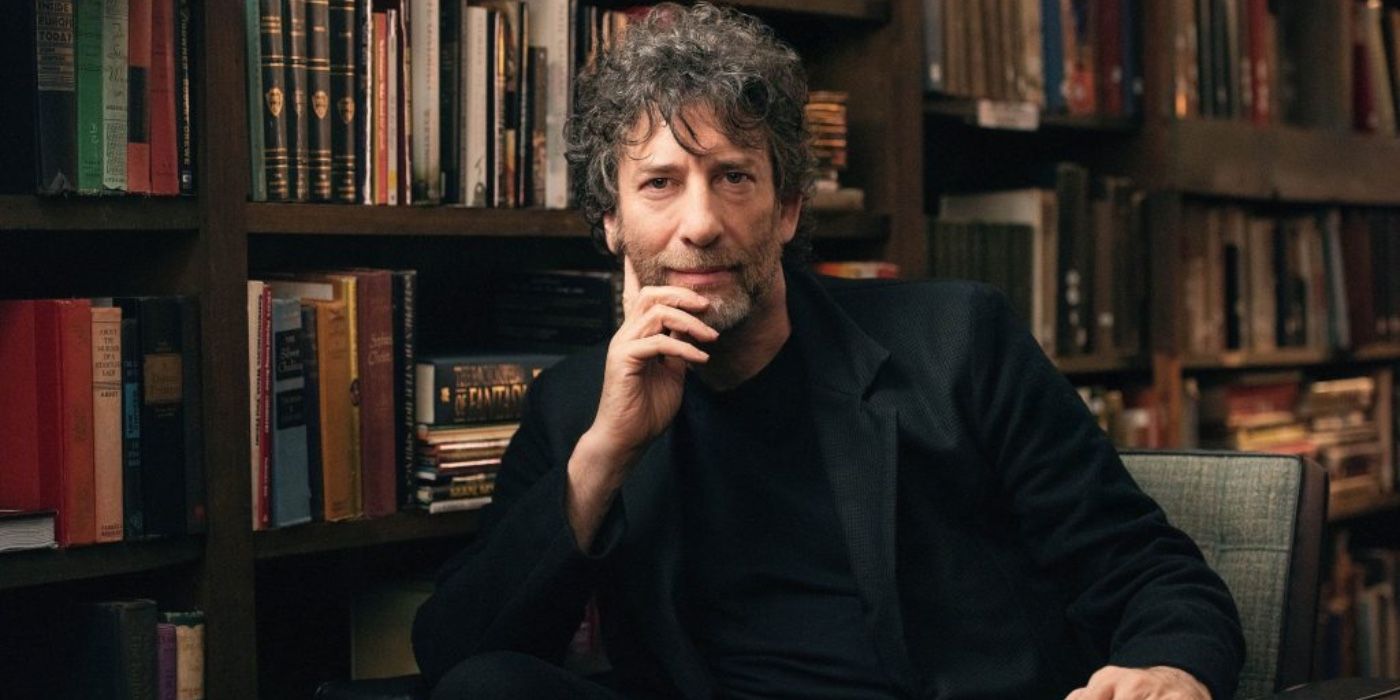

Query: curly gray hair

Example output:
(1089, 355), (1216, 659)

(565, 2), (816, 261)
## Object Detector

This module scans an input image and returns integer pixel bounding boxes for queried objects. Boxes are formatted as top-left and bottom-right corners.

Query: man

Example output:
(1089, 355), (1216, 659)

(413, 4), (1244, 699)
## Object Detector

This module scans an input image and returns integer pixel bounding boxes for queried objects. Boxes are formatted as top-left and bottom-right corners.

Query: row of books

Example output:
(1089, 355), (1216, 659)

(1192, 369), (1396, 514)
(6, 601), (204, 700)
(1322, 532), (1400, 680)
(1, 0), (196, 196)
(248, 266), (588, 526)
(247, 270), (417, 528)
(245, 0), (598, 208)
(1167, 0), (1400, 133)
(1179, 204), (1400, 357)
(1077, 384), (1166, 449)
(922, 0), (1142, 118)
(0, 297), (203, 550)
(932, 163), (1148, 360)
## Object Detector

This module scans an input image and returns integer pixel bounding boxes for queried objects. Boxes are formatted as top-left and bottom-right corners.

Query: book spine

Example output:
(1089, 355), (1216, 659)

(354, 272), (395, 518)
(148, 0), (178, 195)
(247, 283), (263, 528)
(330, 0), (356, 202)
(259, 286), (272, 527)
(392, 270), (417, 510)
(285, 0), (310, 200)
(92, 305), (124, 543)
(463, 6), (490, 207)
(491, 10), (508, 206)
(397, 7), (410, 205)
(411, 0), (441, 203)
(179, 296), (204, 533)
(36, 300), (96, 547)
(157, 622), (177, 700)
(373, 11), (388, 205)
(299, 303), (324, 521)
(419, 360), (544, 425)
(35, 0), (77, 193)
(175, 0), (193, 193)
(356, 0), (372, 203)
(137, 297), (188, 537)
(127, 0), (151, 193)
(246, 0), (266, 200)
(313, 299), (355, 521)
(260, 0), (290, 200)
(0, 302), (43, 511)
(161, 612), (204, 700)
(120, 314), (144, 538)
(386, 8), (399, 205)
(271, 298), (312, 527)
(76, 0), (105, 193)
(102, 0), (129, 191)
(441, 1), (459, 203)
(307, 0), (332, 201)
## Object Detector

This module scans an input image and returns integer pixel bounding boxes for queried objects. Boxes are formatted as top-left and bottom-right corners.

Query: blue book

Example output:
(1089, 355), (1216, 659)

(1042, 0), (1066, 113)
(271, 298), (312, 527)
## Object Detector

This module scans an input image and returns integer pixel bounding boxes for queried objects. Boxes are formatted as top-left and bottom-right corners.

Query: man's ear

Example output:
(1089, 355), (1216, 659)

(776, 194), (801, 244)
(603, 210), (620, 254)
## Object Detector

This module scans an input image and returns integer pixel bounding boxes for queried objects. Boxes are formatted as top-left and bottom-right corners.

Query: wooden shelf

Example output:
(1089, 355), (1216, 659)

(1329, 492), (1400, 523)
(0, 538), (203, 592)
(246, 203), (890, 242)
(254, 510), (482, 560)
(924, 98), (1140, 132)
(1184, 344), (1400, 372)
(664, 0), (891, 22)
(1142, 119), (1400, 205)
(0, 195), (199, 232)
(1055, 353), (1150, 376)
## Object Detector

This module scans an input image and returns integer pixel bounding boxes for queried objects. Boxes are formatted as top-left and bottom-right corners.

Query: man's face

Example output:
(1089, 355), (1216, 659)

(604, 108), (800, 333)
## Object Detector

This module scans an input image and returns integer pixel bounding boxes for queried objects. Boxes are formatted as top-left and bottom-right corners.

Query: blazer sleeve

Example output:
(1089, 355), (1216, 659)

(411, 368), (625, 687)
(964, 286), (1245, 700)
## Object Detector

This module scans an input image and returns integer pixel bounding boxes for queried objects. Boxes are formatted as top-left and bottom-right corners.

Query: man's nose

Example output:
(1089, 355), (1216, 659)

(676, 185), (723, 248)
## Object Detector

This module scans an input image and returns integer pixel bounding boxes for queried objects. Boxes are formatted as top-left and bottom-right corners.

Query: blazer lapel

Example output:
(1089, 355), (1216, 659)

(619, 429), (713, 699)
(789, 269), (918, 694)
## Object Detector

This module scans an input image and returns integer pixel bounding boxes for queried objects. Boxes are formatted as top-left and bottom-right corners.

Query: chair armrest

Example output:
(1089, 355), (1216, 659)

(313, 675), (428, 700)
(1271, 678), (1400, 699)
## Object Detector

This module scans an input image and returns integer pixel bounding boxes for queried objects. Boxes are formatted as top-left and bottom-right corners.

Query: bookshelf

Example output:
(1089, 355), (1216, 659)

(0, 1), (923, 698)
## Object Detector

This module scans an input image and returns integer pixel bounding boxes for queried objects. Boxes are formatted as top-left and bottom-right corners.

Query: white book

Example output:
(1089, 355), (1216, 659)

(461, 5), (491, 207)
(102, 0), (129, 190)
(411, 0), (442, 202)
(528, 0), (573, 208)
(91, 305), (124, 543)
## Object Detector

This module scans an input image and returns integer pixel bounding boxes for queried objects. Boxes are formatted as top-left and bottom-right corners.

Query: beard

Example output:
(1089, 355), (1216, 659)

(616, 219), (785, 333)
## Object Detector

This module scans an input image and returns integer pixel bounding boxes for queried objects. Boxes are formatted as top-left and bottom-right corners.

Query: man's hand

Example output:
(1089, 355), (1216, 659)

(566, 285), (718, 549)
(1065, 665), (1211, 700)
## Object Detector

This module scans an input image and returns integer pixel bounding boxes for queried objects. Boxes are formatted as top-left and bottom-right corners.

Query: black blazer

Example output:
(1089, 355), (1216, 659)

(413, 268), (1244, 700)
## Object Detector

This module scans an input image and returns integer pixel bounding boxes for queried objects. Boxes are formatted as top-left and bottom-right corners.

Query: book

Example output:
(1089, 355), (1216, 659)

(127, 0), (152, 193)
(260, 0), (290, 200)
(92, 305), (124, 543)
(415, 354), (561, 426)
(299, 303), (325, 521)
(306, 0), (332, 201)
(102, 0), (129, 191)
(411, 0), (441, 203)
(0, 302), (46, 513)
(157, 622), (176, 700)
(36, 299), (97, 547)
(0, 510), (57, 553)
(119, 312), (144, 538)
(339, 269), (395, 518)
(160, 611), (205, 700)
(69, 599), (158, 700)
(149, 0), (179, 195)
(76, 0), (105, 193)
(36, 0), (78, 193)
(329, 0), (357, 202)
(391, 270), (417, 510)
(270, 297), (311, 527)
(286, 0), (310, 201)
(175, 0), (194, 193)
(247, 281), (270, 528)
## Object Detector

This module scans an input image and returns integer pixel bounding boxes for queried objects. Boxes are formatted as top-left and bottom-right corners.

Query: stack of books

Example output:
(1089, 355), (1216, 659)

(805, 91), (863, 211)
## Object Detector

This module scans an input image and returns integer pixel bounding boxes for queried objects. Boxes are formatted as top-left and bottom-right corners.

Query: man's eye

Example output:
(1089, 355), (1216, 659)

(646, 178), (669, 189)
(723, 171), (751, 184)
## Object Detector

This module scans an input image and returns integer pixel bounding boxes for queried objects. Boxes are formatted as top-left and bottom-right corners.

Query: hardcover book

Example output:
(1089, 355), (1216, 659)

(35, 299), (97, 547)
(270, 297), (312, 527)
(307, 0), (333, 201)
(127, 0), (152, 193)
(415, 353), (561, 426)
(92, 305), (125, 543)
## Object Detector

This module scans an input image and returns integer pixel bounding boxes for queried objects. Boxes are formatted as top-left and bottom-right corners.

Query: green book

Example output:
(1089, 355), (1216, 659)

(246, 0), (266, 201)
(75, 0), (104, 193)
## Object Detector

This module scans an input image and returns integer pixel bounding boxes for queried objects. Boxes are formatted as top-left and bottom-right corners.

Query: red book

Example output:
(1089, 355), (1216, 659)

(35, 300), (97, 547)
(127, 0), (153, 193)
(341, 270), (396, 517)
(148, 0), (179, 195)
(374, 12), (388, 205)
(0, 302), (44, 512)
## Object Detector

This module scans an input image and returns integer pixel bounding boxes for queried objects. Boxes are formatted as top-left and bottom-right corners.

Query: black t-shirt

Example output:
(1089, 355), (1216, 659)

(675, 340), (897, 699)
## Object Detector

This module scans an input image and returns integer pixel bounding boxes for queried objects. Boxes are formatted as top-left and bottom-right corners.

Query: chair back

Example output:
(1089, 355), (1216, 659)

(1119, 450), (1327, 700)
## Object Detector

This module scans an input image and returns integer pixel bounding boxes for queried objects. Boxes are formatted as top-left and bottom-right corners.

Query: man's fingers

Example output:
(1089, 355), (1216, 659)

(627, 285), (711, 317)
(622, 334), (710, 366)
(622, 304), (719, 343)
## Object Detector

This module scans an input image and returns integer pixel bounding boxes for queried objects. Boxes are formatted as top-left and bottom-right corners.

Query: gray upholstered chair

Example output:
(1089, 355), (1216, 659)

(1119, 450), (1327, 699)
(321, 450), (1397, 700)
